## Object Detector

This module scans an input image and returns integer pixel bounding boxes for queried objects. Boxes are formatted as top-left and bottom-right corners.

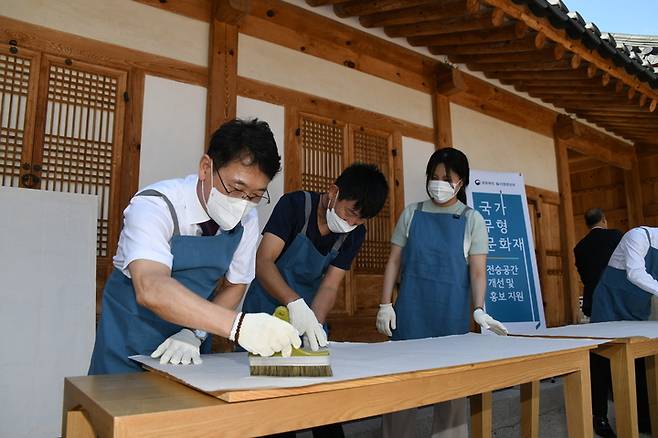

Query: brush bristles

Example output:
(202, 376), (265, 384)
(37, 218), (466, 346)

(250, 365), (333, 377)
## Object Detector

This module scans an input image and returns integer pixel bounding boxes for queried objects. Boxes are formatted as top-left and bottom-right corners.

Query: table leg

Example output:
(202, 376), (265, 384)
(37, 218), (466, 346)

(470, 392), (492, 438)
(563, 361), (593, 438)
(605, 345), (639, 438)
(64, 410), (95, 438)
(521, 381), (540, 438)
(646, 354), (658, 438)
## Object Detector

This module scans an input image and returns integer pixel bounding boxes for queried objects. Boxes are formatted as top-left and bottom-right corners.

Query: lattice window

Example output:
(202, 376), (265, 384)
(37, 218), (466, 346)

(39, 60), (121, 257)
(299, 115), (345, 192)
(0, 50), (33, 187)
(353, 128), (392, 273)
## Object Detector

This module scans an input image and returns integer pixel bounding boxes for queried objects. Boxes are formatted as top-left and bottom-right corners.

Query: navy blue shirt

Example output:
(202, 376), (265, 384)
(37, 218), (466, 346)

(263, 191), (366, 270)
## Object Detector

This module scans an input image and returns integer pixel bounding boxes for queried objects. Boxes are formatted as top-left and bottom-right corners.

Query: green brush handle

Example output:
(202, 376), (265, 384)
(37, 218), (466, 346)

(273, 306), (290, 323)
(270, 306), (328, 357)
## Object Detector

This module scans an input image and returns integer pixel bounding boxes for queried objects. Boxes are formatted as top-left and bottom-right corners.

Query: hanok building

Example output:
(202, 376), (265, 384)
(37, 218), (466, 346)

(1, 0), (658, 344)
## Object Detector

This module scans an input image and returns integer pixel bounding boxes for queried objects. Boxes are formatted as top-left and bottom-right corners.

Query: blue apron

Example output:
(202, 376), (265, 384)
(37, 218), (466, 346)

(242, 192), (347, 317)
(88, 189), (244, 375)
(591, 227), (658, 322)
(392, 203), (471, 340)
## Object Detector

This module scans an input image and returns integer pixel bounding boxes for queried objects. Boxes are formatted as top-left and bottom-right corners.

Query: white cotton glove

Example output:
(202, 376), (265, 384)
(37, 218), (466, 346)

(376, 303), (396, 337)
(231, 312), (301, 357)
(474, 308), (509, 336)
(150, 328), (202, 365)
(286, 298), (328, 351)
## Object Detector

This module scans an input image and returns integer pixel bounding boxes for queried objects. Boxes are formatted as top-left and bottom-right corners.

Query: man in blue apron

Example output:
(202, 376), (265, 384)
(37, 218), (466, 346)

(242, 163), (388, 438)
(88, 119), (300, 375)
(243, 163), (388, 349)
(591, 226), (658, 434)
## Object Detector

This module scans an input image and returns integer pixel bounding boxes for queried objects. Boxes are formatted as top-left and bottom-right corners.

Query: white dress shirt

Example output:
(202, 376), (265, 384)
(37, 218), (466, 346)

(113, 175), (259, 284)
(607, 226), (658, 296)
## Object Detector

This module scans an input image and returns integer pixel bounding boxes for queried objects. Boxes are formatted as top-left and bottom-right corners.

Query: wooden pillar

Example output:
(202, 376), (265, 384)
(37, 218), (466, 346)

(432, 64), (466, 149)
(433, 93), (452, 149)
(206, 0), (251, 140)
(119, 69), (145, 212)
(554, 130), (580, 324)
(624, 152), (645, 228)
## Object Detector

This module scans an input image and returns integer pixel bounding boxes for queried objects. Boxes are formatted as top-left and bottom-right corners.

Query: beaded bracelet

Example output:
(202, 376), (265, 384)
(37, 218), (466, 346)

(233, 312), (247, 344)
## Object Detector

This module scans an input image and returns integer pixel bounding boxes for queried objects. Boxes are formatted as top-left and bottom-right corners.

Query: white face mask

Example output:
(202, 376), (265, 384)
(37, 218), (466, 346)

(202, 163), (257, 231)
(326, 192), (357, 234)
(428, 180), (460, 204)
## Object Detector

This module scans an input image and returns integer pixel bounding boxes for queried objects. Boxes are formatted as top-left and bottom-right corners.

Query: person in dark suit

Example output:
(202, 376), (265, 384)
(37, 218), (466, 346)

(574, 208), (623, 438)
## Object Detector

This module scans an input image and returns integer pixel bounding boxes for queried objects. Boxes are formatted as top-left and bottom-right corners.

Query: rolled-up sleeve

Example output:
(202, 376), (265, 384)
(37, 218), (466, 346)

(624, 228), (658, 296)
(117, 196), (174, 277)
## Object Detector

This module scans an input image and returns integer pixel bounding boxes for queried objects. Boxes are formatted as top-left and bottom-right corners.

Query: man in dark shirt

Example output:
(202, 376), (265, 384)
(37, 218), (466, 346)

(574, 208), (623, 438)
(242, 163), (388, 438)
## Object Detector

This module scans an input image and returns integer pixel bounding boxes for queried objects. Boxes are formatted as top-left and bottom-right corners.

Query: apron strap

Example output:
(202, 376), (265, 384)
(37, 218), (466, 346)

(301, 191), (312, 236)
(331, 233), (348, 253)
(137, 189), (181, 236)
(642, 227), (652, 247)
(416, 201), (424, 211)
(459, 206), (472, 219)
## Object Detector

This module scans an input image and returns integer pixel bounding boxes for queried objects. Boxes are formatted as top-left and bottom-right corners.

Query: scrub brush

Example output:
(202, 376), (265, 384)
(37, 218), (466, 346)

(248, 306), (332, 377)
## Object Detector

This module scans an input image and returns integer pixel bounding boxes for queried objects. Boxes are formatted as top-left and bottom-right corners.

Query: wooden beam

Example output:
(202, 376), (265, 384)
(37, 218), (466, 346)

(0, 15), (207, 86)
(384, 10), (503, 38)
(449, 47), (564, 64)
(239, 0), (436, 93)
(206, 9), (240, 138)
(334, 0), (434, 18)
(237, 76), (435, 142)
(450, 72), (557, 137)
(408, 22), (527, 47)
(481, 0), (658, 104)
(624, 155), (645, 229)
(359, 0), (481, 28)
(436, 64), (467, 96)
(554, 135), (579, 324)
(466, 59), (576, 72)
(215, 0), (251, 24)
(554, 114), (634, 170)
(429, 32), (545, 55)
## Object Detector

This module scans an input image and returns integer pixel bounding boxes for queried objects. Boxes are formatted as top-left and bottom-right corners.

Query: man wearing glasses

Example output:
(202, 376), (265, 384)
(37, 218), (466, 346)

(88, 119), (300, 375)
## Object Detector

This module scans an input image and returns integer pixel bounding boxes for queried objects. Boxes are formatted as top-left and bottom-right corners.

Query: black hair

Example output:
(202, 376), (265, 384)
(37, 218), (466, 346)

(335, 163), (389, 219)
(426, 147), (470, 204)
(585, 208), (605, 228)
(207, 118), (281, 180)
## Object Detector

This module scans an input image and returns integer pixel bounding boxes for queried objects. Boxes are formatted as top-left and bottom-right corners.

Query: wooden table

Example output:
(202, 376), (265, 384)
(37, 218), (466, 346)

(63, 342), (595, 438)
(510, 322), (658, 438)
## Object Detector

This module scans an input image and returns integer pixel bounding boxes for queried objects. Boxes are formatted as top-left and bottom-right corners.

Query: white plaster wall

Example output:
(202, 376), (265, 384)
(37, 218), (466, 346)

(139, 75), (207, 188)
(0, 0), (209, 66)
(236, 96), (285, 232)
(451, 103), (558, 192)
(402, 137), (435, 208)
(0, 188), (96, 438)
(238, 34), (433, 128)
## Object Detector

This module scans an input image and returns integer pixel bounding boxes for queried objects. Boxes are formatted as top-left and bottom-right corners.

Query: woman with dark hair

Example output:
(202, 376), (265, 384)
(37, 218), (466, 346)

(376, 147), (507, 438)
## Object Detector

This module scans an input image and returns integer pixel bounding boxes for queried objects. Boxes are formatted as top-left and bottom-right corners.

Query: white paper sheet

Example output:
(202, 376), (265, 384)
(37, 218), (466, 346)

(509, 320), (658, 340)
(131, 333), (604, 394)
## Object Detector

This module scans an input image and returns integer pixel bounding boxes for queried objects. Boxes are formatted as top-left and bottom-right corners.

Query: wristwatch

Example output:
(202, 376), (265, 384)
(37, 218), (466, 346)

(193, 329), (208, 341)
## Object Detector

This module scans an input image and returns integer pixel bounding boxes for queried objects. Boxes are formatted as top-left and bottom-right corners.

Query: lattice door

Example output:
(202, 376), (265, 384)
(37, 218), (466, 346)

(32, 56), (127, 259)
(298, 113), (347, 192)
(0, 44), (40, 188)
(352, 127), (394, 274)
